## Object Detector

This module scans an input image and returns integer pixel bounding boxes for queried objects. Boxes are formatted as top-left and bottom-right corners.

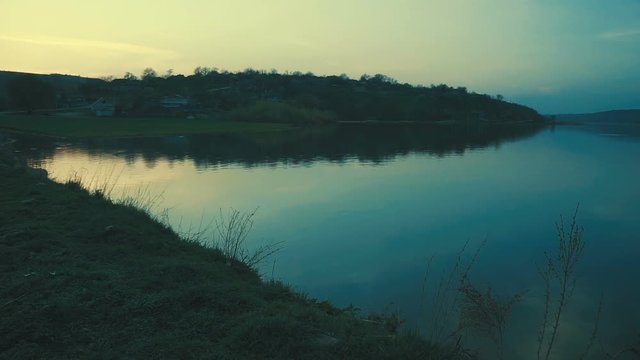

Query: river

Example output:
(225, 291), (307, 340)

(11, 121), (640, 358)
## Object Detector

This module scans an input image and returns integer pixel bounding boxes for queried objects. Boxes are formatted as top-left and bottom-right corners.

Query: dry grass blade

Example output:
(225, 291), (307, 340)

(118, 184), (165, 214)
(578, 293), (603, 360)
(61, 165), (123, 199)
(214, 208), (283, 269)
(0, 293), (28, 310)
(421, 237), (487, 353)
(607, 334), (640, 359)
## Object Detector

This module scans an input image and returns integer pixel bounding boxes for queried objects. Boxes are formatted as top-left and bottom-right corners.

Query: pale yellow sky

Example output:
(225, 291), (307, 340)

(2, 0), (639, 112)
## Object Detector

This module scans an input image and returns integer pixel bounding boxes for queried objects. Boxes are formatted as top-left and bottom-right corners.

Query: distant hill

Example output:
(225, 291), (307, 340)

(556, 109), (640, 138)
(0, 71), (100, 110)
(0, 71), (95, 93)
(556, 109), (640, 123)
(0, 69), (546, 124)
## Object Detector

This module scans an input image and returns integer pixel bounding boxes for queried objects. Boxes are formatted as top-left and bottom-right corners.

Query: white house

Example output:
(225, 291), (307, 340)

(161, 95), (190, 109)
(90, 98), (115, 117)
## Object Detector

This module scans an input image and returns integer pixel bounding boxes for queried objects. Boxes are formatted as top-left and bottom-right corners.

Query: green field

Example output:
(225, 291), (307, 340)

(0, 114), (293, 138)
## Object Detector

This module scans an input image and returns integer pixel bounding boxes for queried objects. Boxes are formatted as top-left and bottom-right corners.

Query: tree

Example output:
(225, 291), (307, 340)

(123, 72), (138, 81)
(8, 75), (55, 113)
(371, 73), (397, 84)
(141, 67), (158, 81)
(194, 66), (214, 77)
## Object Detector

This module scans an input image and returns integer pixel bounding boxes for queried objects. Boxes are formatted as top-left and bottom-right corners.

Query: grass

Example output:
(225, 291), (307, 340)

(227, 100), (337, 124)
(0, 114), (293, 138)
(0, 146), (457, 359)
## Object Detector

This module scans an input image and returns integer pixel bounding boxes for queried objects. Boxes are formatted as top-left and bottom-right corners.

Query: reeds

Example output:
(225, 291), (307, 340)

(117, 184), (165, 215)
(213, 208), (283, 268)
(420, 206), (602, 359)
(58, 166), (281, 270)
(420, 239), (485, 348)
(62, 165), (123, 199)
(458, 278), (523, 360)
(537, 205), (587, 360)
(61, 166), (169, 226)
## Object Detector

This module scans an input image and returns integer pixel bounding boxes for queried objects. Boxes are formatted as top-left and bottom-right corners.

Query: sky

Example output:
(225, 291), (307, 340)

(1, 0), (639, 114)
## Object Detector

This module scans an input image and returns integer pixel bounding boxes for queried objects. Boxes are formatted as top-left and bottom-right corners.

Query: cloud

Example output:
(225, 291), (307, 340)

(0, 35), (175, 56)
(598, 28), (640, 40)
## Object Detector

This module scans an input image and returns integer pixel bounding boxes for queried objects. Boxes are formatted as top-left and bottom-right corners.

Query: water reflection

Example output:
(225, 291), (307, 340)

(16, 122), (546, 169)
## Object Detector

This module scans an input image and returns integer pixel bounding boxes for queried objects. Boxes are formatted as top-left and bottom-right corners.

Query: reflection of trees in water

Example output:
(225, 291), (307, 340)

(16, 123), (547, 168)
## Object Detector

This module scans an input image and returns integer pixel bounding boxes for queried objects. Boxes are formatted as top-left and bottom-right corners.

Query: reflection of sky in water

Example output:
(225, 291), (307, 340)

(34, 127), (640, 358)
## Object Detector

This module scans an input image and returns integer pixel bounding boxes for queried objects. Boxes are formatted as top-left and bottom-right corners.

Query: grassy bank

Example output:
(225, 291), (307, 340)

(0, 146), (454, 359)
(0, 114), (293, 138)
(227, 101), (337, 124)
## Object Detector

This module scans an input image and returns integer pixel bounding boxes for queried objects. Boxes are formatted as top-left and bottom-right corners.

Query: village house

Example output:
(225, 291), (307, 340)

(90, 97), (115, 117)
(161, 95), (190, 109)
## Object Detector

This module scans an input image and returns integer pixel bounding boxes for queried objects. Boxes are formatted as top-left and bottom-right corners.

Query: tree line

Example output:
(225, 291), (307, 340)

(1, 68), (545, 123)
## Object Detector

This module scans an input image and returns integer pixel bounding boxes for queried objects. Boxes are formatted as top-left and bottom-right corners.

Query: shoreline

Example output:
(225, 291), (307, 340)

(0, 144), (452, 359)
(0, 114), (550, 139)
(0, 115), (294, 139)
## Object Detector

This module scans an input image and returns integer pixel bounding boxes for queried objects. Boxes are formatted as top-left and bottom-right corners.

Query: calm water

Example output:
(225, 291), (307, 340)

(12, 123), (640, 358)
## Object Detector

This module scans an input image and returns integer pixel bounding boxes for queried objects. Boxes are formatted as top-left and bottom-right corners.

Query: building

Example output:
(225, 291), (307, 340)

(161, 95), (190, 109)
(90, 98), (115, 117)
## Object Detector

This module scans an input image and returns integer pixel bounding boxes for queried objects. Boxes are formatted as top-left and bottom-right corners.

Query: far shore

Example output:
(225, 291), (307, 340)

(0, 113), (549, 139)
(0, 114), (293, 138)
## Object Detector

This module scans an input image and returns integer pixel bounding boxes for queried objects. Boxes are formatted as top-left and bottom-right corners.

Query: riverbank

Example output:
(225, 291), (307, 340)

(0, 144), (453, 359)
(0, 113), (551, 140)
(0, 114), (293, 138)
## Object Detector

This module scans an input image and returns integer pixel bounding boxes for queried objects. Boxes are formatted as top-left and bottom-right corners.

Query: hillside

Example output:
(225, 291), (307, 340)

(556, 109), (640, 123)
(0, 71), (98, 98)
(0, 69), (546, 124)
(0, 71), (102, 112)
